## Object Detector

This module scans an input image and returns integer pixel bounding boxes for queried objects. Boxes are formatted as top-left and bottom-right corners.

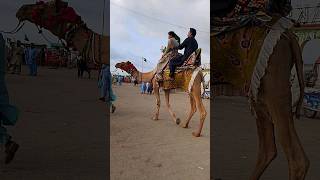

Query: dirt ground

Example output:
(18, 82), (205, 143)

(110, 84), (210, 180)
(1, 66), (210, 180)
(213, 96), (320, 180)
(3, 66), (319, 180)
(1, 66), (108, 180)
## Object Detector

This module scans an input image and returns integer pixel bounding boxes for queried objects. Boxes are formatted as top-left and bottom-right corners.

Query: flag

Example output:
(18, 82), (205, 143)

(24, 34), (29, 41)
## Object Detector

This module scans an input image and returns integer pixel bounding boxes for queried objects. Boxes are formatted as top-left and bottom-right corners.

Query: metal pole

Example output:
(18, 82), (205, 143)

(102, 0), (106, 36)
(98, 0), (106, 80)
(141, 57), (143, 82)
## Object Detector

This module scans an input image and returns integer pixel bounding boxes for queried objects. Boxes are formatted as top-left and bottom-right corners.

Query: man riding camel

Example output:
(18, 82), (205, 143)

(169, 28), (198, 80)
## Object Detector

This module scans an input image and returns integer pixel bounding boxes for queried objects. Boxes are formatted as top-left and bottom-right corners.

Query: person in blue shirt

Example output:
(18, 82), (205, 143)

(99, 64), (116, 113)
(26, 43), (38, 76)
(0, 33), (19, 164)
(140, 82), (147, 94)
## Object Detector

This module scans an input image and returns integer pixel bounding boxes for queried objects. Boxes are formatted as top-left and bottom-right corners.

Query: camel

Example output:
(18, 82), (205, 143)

(212, 14), (310, 180)
(16, 0), (109, 65)
(115, 58), (207, 137)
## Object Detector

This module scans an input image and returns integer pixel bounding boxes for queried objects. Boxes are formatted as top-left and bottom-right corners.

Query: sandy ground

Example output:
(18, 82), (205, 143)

(1, 66), (108, 180)
(213, 97), (320, 180)
(3, 66), (319, 180)
(110, 84), (210, 180)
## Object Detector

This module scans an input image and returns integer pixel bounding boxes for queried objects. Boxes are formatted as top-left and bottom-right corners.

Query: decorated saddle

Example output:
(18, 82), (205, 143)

(162, 48), (202, 90)
(212, 0), (292, 36)
(31, 0), (82, 38)
(212, 15), (300, 116)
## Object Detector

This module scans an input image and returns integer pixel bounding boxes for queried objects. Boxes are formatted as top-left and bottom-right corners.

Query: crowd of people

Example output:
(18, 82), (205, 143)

(140, 82), (153, 95)
(5, 39), (96, 79)
(6, 40), (43, 76)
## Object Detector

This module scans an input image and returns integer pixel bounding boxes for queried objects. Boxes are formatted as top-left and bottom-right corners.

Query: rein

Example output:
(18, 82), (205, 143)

(0, 21), (25, 34)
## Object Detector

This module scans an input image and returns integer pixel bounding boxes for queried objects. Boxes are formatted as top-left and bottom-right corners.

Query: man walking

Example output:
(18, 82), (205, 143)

(0, 33), (19, 164)
(10, 41), (24, 74)
(169, 28), (198, 79)
(99, 64), (116, 113)
(26, 43), (38, 76)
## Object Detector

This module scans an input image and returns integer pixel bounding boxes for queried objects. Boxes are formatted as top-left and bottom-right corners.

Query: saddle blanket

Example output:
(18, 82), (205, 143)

(162, 66), (202, 92)
(212, 17), (278, 95)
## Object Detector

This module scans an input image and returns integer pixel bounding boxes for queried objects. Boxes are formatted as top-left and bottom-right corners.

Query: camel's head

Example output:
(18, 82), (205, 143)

(115, 61), (137, 75)
(16, 0), (82, 38)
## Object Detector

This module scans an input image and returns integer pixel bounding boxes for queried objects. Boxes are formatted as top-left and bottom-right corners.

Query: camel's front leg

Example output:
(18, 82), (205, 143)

(152, 83), (160, 120)
(164, 90), (180, 125)
(191, 84), (207, 137)
(181, 94), (196, 128)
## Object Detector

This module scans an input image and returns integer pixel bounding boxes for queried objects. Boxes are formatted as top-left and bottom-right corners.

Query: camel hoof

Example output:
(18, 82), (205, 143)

(181, 123), (189, 128)
(152, 116), (159, 121)
(192, 132), (201, 137)
(176, 118), (181, 125)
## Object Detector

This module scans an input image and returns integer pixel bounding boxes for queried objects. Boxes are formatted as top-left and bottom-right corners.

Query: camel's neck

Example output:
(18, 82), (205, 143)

(69, 27), (95, 54)
(36, 22), (97, 53)
(136, 70), (156, 83)
(125, 67), (156, 83)
(45, 24), (109, 64)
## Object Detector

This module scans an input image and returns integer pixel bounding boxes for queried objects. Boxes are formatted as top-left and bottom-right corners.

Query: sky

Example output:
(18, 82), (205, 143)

(0, 0), (109, 45)
(110, 0), (210, 74)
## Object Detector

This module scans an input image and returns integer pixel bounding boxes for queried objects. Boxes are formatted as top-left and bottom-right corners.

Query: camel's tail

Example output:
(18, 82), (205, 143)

(200, 71), (205, 95)
(290, 32), (305, 118)
(188, 67), (205, 94)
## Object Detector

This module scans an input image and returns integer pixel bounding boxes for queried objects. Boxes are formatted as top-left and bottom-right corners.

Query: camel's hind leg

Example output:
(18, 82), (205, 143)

(250, 102), (277, 180)
(164, 90), (180, 125)
(181, 94), (197, 128)
(152, 81), (160, 120)
(191, 81), (207, 137)
(259, 36), (309, 179)
(268, 101), (309, 180)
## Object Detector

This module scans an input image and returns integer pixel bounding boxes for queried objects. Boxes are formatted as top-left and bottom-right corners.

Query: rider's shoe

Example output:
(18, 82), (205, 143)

(111, 105), (116, 113)
(4, 140), (19, 164)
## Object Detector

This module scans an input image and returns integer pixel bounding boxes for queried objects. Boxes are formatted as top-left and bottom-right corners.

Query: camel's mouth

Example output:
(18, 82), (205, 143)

(115, 61), (132, 69)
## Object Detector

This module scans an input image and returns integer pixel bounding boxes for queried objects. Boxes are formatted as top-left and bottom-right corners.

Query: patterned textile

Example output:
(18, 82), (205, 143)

(162, 67), (196, 91)
(183, 48), (202, 66)
(212, 11), (272, 36)
(155, 50), (180, 81)
(212, 18), (277, 96)
(212, 0), (291, 18)
(304, 89), (320, 111)
(211, 0), (292, 35)
(233, 0), (268, 15)
(31, 1), (81, 35)
(156, 48), (202, 82)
